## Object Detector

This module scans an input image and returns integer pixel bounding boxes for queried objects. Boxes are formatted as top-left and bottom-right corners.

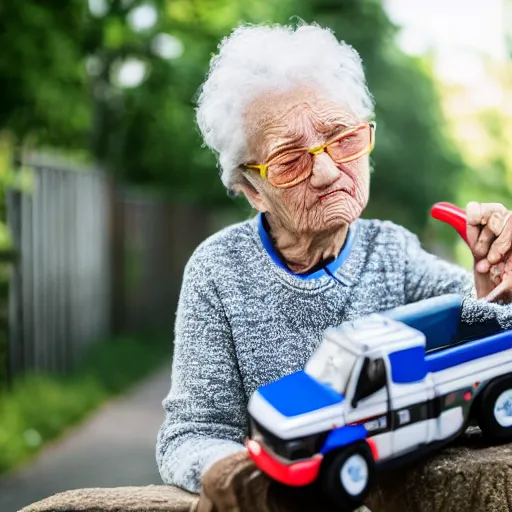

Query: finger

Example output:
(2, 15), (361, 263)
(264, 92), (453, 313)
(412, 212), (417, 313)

(466, 201), (482, 226)
(466, 202), (507, 226)
(475, 258), (491, 273)
(200, 453), (253, 512)
(484, 279), (512, 303)
(466, 202), (482, 250)
(467, 223), (481, 250)
(215, 457), (258, 512)
(473, 224), (497, 260)
(489, 262), (505, 285)
(487, 210), (509, 235)
(238, 469), (269, 511)
(466, 202), (507, 251)
(474, 268), (496, 299)
(488, 212), (512, 264)
(505, 257), (512, 275)
(197, 493), (215, 512)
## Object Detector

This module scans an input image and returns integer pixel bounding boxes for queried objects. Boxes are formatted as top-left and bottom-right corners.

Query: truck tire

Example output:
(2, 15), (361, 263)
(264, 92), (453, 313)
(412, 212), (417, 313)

(477, 375), (512, 439)
(320, 441), (375, 511)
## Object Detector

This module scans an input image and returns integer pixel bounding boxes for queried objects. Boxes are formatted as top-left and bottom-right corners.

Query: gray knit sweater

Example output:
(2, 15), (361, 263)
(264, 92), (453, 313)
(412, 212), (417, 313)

(156, 214), (512, 493)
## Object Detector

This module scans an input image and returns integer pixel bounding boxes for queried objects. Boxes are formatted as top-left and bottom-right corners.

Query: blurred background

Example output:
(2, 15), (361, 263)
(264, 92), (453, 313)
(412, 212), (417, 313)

(0, 0), (511, 509)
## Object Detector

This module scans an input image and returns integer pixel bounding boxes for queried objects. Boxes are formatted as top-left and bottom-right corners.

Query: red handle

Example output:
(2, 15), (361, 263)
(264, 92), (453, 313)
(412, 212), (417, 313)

(430, 202), (468, 245)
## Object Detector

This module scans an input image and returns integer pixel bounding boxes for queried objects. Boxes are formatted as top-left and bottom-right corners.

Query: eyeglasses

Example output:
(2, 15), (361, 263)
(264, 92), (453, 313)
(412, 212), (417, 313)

(244, 122), (376, 189)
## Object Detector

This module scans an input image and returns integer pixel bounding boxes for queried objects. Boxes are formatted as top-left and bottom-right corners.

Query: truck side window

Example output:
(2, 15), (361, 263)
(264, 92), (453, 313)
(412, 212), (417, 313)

(351, 357), (386, 407)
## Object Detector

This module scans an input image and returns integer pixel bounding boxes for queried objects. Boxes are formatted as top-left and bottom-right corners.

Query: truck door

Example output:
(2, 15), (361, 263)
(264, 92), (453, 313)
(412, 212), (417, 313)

(345, 357), (392, 459)
(387, 346), (434, 455)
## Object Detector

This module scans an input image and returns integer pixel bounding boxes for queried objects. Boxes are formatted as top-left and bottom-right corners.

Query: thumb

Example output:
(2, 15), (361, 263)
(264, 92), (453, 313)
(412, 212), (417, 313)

(473, 268), (495, 300)
(484, 280), (510, 303)
(475, 258), (490, 274)
(197, 491), (215, 512)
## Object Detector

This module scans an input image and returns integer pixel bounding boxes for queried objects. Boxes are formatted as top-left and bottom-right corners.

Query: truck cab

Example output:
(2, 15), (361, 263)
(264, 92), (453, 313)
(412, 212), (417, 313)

(309, 315), (436, 461)
(248, 313), (437, 467)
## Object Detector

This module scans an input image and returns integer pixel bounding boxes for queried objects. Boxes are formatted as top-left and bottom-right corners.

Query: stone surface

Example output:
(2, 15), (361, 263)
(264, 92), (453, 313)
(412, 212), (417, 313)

(366, 427), (512, 512)
(19, 485), (199, 512)
(19, 428), (512, 512)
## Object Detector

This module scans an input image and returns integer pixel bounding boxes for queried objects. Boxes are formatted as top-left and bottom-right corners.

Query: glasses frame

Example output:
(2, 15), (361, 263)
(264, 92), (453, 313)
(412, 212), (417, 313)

(244, 121), (376, 189)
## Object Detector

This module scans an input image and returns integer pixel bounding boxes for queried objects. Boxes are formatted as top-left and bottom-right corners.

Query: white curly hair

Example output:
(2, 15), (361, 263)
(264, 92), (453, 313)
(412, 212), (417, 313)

(196, 22), (375, 191)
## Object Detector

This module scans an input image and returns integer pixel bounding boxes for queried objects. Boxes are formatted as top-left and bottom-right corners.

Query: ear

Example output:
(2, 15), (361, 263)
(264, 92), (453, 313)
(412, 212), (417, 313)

(235, 180), (269, 213)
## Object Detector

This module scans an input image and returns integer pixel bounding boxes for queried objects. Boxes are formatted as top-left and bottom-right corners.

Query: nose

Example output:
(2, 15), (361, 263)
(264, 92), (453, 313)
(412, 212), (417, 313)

(309, 152), (340, 189)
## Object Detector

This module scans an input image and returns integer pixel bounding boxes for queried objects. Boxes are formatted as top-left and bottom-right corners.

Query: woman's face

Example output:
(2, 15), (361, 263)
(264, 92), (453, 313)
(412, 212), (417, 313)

(241, 87), (371, 234)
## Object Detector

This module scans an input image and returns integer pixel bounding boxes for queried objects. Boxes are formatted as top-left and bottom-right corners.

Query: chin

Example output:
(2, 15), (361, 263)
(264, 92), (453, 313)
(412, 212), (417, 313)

(320, 198), (363, 229)
(317, 212), (352, 232)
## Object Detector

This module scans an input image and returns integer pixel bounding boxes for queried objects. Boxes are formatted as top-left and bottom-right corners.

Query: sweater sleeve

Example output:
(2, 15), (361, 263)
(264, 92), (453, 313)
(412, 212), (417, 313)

(156, 250), (247, 494)
(403, 228), (473, 303)
(403, 227), (512, 330)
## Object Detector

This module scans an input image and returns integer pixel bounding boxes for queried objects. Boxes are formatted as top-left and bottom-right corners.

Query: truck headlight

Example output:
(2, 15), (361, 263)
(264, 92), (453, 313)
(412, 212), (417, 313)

(250, 419), (328, 461)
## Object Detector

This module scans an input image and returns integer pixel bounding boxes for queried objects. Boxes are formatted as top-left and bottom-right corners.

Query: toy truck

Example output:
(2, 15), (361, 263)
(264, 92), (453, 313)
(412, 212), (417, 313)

(246, 294), (512, 509)
(246, 202), (512, 511)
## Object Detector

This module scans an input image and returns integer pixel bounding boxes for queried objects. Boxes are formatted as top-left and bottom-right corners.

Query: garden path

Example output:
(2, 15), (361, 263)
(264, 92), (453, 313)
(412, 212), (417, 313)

(0, 366), (171, 512)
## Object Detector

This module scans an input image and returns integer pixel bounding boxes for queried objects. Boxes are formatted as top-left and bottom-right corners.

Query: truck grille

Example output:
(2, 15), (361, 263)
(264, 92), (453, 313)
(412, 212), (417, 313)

(250, 418), (328, 461)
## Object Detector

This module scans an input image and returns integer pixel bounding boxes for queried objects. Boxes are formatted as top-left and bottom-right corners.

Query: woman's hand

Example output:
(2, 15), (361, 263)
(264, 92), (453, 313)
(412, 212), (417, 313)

(197, 450), (344, 512)
(466, 202), (512, 303)
(198, 450), (271, 512)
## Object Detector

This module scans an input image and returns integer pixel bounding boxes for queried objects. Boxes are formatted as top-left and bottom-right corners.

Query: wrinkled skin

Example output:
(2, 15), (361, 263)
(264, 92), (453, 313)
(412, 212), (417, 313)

(235, 87), (370, 274)
(467, 201), (512, 302)
(198, 450), (339, 512)
(235, 87), (512, 298)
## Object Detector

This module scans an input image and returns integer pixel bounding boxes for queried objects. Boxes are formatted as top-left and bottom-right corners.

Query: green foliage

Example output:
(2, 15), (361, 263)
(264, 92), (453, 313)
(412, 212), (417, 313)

(0, 0), (468, 229)
(0, 336), (171, 475)
(0, 1), (90, 147)
(0, 134), (34, 386)
(88, 0), (298, 206)
(0, 133), (34, 228)
(0, 331), (7, 391)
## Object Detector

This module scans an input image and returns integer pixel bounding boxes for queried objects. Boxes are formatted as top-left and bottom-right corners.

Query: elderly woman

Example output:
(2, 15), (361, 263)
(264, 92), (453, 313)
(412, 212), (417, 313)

(156, 22), (512, 505)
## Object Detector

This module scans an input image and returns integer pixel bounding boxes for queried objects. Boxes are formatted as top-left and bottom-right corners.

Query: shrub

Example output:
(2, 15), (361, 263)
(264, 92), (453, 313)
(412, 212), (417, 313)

(0, 335), (171, 474)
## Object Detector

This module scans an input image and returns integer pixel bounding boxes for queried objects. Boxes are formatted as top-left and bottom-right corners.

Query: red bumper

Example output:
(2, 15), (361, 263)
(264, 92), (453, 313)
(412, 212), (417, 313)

(246, 439), (323, 487)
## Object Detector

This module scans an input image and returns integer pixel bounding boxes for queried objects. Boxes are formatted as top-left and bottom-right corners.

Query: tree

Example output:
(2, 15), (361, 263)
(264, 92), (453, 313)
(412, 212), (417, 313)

(0, 1), (89, 148)
(0, 0), (468, 231)
(292, 0), (467, 235)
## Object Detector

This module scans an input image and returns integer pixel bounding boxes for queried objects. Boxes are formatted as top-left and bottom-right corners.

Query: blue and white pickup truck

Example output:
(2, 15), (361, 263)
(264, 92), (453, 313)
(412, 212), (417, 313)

(246, 293), (512, 510)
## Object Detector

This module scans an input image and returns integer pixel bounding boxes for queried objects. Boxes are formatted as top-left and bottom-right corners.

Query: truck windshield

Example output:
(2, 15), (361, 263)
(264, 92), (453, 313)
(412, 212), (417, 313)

(305, 338), (356, 395)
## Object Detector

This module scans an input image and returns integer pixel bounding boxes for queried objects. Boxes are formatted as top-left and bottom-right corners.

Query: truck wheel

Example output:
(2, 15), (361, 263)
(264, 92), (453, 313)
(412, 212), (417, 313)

(320, 441), (375, 511)
(477, 376), (512, 439)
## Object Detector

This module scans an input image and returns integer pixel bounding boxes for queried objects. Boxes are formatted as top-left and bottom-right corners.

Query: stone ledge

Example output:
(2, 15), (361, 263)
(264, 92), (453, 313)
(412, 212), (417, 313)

(366, 427), (512, 512)
(20, 429), (512, 512)
(19, 485), (199, 512)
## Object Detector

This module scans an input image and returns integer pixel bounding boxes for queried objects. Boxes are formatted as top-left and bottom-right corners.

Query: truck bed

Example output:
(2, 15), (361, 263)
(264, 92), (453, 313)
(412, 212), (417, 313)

(425, 329), (512, 373)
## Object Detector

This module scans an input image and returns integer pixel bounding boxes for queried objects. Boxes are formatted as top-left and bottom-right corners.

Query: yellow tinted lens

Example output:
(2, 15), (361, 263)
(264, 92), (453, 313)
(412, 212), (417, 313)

(328, 125), (371, 163)
(268, 152), (313, 188)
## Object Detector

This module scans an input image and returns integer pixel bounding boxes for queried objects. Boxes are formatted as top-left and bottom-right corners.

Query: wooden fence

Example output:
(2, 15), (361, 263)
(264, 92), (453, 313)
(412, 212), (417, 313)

(116, 193), (214, 334)
(7, 161), (111, 376)
(4, 158), (235, 380)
